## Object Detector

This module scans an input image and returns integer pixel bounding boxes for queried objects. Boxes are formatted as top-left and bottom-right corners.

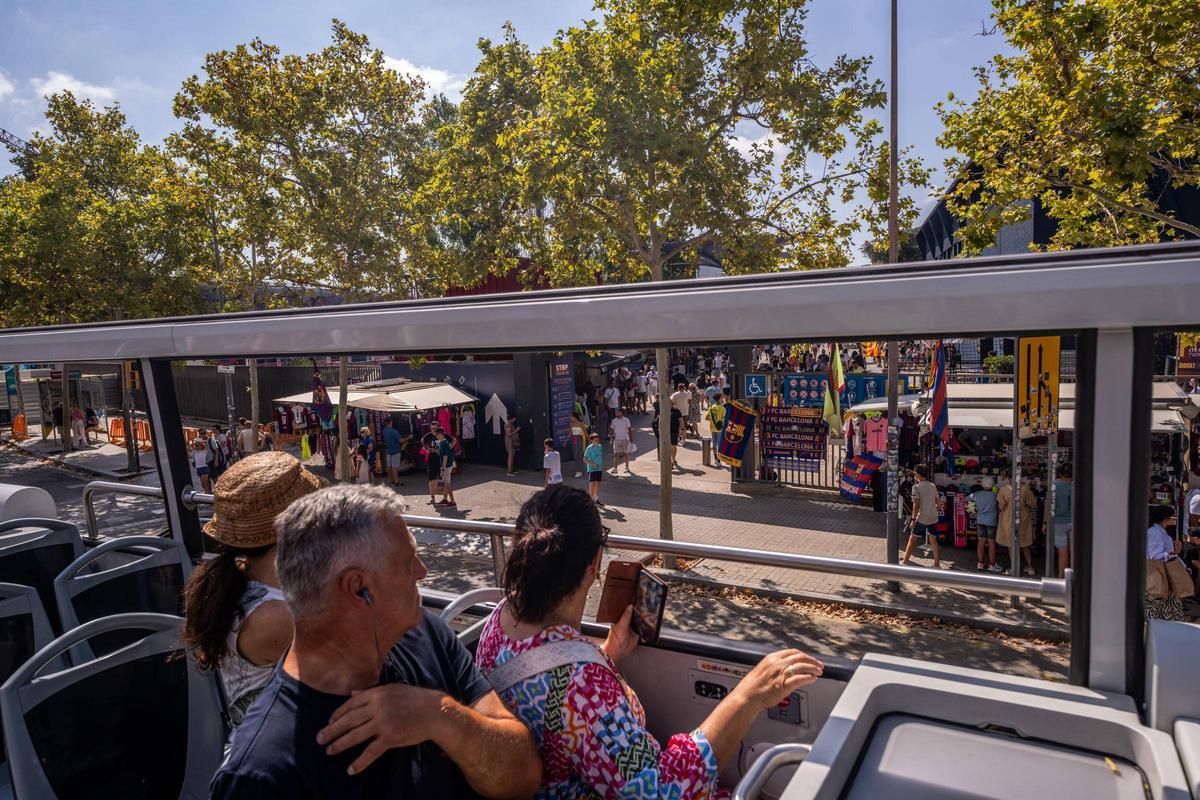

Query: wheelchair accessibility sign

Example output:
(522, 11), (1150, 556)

(743, 374), (769, 399)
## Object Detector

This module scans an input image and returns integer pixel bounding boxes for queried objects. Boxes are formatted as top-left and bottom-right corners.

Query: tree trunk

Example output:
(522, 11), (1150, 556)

(656, 346), (676, 570)
(248, 359), (260, 454)
(338, 355), (350, 482)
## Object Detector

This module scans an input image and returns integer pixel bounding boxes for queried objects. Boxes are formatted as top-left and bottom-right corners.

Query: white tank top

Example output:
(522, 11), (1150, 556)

(220, 580), (286, 725)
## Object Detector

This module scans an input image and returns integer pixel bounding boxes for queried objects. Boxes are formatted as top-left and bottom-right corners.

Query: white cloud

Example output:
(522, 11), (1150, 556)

(0, 73), (14, 102)
(383, 56), (467, 100)
(30, 71), (116, 105)
(731, 131), (788, 162)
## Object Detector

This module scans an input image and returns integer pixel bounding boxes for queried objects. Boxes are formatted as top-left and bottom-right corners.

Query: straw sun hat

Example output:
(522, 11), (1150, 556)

(203, 451), (323, 550)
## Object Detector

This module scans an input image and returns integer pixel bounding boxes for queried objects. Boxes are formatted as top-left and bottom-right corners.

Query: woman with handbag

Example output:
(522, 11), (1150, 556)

(1146, 505), (1190, 621)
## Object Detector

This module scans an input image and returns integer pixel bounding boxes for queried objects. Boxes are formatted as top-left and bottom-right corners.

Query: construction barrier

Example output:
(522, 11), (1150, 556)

(107, 418), (126, 446)
(11, 413), (28, 441)
(107, 417), (155, 451)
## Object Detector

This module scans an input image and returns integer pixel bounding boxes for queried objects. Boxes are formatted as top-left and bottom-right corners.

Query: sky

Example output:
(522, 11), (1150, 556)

(0, 0), (1014, 260)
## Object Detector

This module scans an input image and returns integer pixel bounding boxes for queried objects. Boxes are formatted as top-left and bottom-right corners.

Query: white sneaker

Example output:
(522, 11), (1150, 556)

(609, 468), (618, 475)
(988, 564), (1004, 573)
(574, 472), (582, 478)
(1024, 567), (1037, 577)
(976, 562), (986, 571)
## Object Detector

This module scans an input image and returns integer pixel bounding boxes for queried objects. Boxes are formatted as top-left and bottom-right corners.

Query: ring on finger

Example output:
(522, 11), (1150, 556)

(787, 664), (798, 677)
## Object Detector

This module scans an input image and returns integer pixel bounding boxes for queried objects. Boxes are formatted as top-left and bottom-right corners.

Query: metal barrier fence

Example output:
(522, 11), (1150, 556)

(85, 481), (1069, 608)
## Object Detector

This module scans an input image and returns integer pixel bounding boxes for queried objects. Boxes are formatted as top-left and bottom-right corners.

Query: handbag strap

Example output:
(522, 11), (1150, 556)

(487, 639), (610, 695)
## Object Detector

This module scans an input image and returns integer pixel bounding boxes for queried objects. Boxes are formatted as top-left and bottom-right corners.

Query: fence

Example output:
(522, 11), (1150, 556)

(170, 364), (381, 424)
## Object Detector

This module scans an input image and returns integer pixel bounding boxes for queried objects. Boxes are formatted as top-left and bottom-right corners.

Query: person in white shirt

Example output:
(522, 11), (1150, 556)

(609, 408), (633, 474)
(714, 352), (724, 371)
(238, 421), (257, 456)
(634, 372), (648, 414)
(604, 382), (621, 413)
(543, 439), (563, 487)
(1146, 505), (1185, 620)
(902, 465), (941, 569)
(669, 383), (691, 443)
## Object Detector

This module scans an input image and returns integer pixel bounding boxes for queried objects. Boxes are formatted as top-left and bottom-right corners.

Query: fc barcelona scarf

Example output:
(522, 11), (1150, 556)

(840, 454), (884, 501)
(312, 372), (334, 426)
(716, 400), (757, 468)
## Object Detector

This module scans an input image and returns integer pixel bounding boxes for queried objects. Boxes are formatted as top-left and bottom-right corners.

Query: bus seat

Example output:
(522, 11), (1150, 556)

(0, 485), (56, 523)
(0, 613), (225, 800)
(53, 536), (191, 664)
(0, 583), (58, 796)
(438, 587), (504, 625)
(1144, 619), (1200, 733)
(0, 520), (84, 635)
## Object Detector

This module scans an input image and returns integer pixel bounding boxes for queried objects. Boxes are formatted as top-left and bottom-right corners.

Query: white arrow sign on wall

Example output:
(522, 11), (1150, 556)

(485, 393), (507, 435)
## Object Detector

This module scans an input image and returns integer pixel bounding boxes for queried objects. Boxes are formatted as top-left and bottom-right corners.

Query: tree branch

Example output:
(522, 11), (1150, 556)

(1059, 180), (1200, 238)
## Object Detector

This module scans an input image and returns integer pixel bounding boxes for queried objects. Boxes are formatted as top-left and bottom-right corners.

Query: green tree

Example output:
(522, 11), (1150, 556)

(0, 93), (206, 327)
(425, 1), (913, 548)
(938, 0), (1200, 253)
(174, 20), (430, 301)
(175, 20), (435, 474)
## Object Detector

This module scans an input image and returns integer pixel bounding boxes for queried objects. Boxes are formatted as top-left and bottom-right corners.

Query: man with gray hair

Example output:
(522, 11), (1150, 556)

(211, 484), (541, 798)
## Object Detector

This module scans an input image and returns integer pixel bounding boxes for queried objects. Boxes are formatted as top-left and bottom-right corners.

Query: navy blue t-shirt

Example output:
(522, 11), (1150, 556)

(211, 610), (493, 799)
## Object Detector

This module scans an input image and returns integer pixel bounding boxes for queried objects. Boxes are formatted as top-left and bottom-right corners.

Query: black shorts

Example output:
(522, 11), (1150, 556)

(426, 460), (441, 481)
(589, 471), (602, 483)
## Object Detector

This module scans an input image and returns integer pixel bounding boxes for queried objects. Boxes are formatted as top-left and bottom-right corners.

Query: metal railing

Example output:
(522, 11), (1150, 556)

(81, 481), (171, 540)
(88, 483), (1071, 608)
(401, 513), (1070, 608)
(733, 742), (812, 800)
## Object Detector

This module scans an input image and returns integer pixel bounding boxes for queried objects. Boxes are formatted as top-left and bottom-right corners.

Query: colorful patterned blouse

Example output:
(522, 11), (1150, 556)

(475, 603), (724, 799)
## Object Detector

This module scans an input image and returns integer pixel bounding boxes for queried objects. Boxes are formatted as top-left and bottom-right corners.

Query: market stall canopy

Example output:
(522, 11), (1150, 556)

(943, 407), (1183, 433)
(274, 381), (476, 412)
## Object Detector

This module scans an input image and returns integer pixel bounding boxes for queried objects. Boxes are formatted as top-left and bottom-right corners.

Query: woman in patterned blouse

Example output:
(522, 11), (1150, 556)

(476, 485), (823, 799)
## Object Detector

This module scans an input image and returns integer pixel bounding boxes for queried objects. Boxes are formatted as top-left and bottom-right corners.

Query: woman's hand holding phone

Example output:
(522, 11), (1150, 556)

(600, 604), (639, 663)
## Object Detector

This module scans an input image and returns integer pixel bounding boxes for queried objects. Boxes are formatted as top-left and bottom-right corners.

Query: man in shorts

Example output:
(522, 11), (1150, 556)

(634, 371), (648, 413)
(609, 407), (633, 475)
(426, 426), (444, 505)
(902, 465), (941, 568)
(971, 477), (1001, 572)
(435, 428), (456, 507)
(543, 438), (563, 487)
(584, 433), (604, 506)
(382, 418), (404, 486)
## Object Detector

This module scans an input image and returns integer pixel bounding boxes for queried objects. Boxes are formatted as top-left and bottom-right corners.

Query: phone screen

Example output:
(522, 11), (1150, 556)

(632, 570), (667, 644)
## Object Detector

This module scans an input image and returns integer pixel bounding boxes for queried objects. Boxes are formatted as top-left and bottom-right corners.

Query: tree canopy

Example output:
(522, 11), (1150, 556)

(938, 0), (1200, 253)
(0, 93), (206, 327)
(421, 0), (924, 289)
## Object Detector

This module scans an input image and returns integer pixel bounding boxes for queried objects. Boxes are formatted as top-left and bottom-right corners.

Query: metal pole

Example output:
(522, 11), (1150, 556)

(60, 363), (71, 454)
(224, 369), (236, 457)
(1045, 437), (1057, 577)
(1011, 342), (1023, 592)
(338, 356), (350, 482)
(123, 361), (139, 473)
(885, 0), (901, 588)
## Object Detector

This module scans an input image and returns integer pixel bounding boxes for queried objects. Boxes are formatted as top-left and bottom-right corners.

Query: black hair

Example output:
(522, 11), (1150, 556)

(1149, 505), (1176, 525)
(915, 465), (930, 479)
(183, 542), (274, 670)
(503, 485), (607, 624)
(543, 438), (555, 448)
(1057, 463), (1073, 479)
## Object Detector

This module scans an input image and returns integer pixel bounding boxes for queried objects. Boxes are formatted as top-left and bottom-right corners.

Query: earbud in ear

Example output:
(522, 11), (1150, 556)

(358, 587), (373, 605)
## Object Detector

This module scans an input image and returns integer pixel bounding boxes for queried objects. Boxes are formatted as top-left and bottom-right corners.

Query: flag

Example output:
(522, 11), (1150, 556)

(823, 343), (845, 435)
(312, 372), (334, 425)
(716, 400), (757, 468)
(930, 341), (950, 445)
(840, 454), (884, 501)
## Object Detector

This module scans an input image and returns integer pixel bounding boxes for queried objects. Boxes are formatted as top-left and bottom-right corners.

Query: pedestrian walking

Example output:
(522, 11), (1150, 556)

(193, 437), (212, 493)
(609, 408), (633, 474)
(382, 418), (404, 486)
(426, 427), (443, 505)
(706, 392), (726, 468)
(359, 426), (375, 485)
(543, 439), (563, 487)
(902, 465), (941, 568)
(971, 477), (1001, 572)
(687, 384), (701, 437)
(435, 428), (456, 507)
(504, 414), (521, 476)
(584, 433), (604, 506)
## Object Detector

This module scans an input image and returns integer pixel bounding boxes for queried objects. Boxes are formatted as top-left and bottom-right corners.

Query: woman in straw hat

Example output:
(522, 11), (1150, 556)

(182, 451), (322, 726)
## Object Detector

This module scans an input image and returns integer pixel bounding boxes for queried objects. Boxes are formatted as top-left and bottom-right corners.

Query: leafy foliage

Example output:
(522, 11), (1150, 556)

(0, 94), (206, 327)
(938, 0), (1200, 253)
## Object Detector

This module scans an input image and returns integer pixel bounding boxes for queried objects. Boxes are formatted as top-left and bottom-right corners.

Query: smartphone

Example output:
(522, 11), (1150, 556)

(631, 569), (668, 645)
(596, 560), (641, 623)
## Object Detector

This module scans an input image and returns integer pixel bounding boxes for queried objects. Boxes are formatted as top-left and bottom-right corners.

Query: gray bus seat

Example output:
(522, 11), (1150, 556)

(0, 485), (56, 523)
(0, 613), (225, 800)
(53, 535), (191, 664)
(0, 520), (84, 635)
(1144, 619), (1200, 733)
(0, 583), (58, 797)
(1175, 719), (1200, 799)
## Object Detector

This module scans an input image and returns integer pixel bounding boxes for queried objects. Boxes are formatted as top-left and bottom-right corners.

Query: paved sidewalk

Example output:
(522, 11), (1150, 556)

(301, 409), (1067, 637)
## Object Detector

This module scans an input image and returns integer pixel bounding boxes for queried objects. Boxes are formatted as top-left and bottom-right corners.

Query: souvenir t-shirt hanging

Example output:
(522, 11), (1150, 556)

(291, 404), (307, 429)
(438, 407), (452, 434)
(461, 408), (475, 440)
(273, 406), (293, 435)
(864, 415), (888, 453)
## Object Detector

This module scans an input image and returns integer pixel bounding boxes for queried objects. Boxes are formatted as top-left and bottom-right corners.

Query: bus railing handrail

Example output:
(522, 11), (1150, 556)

(166, 487), (1070, 608)
(733, 742), (812, 800)
(82, 481), (173, 541)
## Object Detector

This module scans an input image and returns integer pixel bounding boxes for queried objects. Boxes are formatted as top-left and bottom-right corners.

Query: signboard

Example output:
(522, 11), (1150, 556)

(782, 373), (908, 409)
(1017, 335), (1060, 439)
(760, 406), (826, 460)
(716, 400), (757, 468)
(743, 373), (769, 400)
(217, 365), (236, 374)
(1178, 343), (1200, 377)
(548, 356), (576, 449)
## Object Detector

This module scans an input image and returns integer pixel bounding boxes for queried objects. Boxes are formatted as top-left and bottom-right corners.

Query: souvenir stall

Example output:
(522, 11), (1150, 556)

(274, 379), (478, 477)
